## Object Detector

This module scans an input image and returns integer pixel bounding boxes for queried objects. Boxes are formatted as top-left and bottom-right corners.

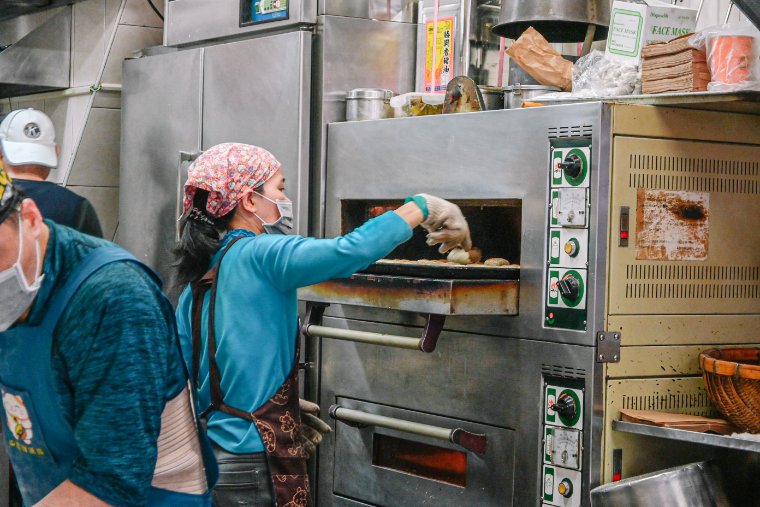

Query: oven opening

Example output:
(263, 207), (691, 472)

(372, 433), (468, 487)
(341, 199), (522, 266)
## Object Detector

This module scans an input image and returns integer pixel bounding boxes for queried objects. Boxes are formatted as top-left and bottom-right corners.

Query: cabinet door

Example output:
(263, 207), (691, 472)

(202, 31), (312, 235)
(120, 48), (203, 288)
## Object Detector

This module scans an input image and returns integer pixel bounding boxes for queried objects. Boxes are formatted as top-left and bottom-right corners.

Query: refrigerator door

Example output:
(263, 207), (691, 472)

(119, 48), (203, 289)
(202, 31), (311, 236)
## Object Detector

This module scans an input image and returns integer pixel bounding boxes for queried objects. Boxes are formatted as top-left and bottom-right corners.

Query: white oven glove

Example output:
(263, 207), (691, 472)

(417, 194), (473, 253)
(299, 399), (332, 458)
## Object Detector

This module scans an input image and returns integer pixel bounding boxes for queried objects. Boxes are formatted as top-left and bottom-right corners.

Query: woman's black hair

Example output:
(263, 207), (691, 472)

(173, 190), (236, 287)
(0, 188), (26, 226)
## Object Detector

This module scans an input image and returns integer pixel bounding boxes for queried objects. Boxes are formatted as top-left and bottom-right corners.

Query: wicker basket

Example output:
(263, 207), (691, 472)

(699, 348), (760, 433)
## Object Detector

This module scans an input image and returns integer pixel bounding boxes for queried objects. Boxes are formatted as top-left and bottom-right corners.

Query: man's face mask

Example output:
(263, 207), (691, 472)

(0, 214), (43, 332)
(254, 191), (293, 235)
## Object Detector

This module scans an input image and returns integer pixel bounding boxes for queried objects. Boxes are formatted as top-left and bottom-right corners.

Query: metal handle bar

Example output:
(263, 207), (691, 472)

(329, 405), (487, 456)
(303, 312), (445, 353)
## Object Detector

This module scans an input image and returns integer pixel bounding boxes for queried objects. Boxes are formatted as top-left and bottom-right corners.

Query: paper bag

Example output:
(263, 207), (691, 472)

(507, 27), (573, 91)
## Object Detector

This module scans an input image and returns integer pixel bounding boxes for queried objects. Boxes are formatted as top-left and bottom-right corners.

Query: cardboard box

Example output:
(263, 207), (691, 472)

(606, 0), (697, 63)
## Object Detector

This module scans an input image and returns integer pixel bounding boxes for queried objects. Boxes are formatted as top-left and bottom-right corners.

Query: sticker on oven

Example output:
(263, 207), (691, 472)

(635, 189), (709, 261)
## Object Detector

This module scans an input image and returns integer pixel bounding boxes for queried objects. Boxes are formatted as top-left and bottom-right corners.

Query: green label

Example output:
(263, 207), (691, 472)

(548, 270), (559, 305)
(543, 466), (555, 501)
(550, 230), (561, 265)
(608, 9), (644, 57)
(546, 387), (557, 423)
(550, 190), (559, 226)
(552, 151), (563, 186)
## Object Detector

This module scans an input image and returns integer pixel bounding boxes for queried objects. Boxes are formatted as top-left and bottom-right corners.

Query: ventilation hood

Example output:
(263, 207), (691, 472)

(0, 6), (71, 98)
(0, 0), (85, 22)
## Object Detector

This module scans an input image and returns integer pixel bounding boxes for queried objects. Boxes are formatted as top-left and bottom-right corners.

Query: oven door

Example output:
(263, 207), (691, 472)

(331, 398), (515, 506)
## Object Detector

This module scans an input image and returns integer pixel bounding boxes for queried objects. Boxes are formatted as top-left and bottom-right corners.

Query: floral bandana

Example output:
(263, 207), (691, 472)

(182, 143), (281, 218)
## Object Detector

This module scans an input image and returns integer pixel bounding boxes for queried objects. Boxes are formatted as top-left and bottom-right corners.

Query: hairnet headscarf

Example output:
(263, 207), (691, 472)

(182, 143), (281, 219)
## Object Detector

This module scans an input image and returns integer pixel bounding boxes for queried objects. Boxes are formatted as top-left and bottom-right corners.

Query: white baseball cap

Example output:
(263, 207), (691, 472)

(0, 108), (58, 168)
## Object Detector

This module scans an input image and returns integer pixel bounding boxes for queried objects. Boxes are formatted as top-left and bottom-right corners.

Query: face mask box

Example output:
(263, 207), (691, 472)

(606, 0), (697, 64)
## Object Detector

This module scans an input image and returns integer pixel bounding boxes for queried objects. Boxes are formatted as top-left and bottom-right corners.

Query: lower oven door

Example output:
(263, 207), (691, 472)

(332, 397), (515, 506)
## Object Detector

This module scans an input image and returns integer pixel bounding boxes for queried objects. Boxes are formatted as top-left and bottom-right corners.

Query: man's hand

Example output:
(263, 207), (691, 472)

(417, 194), (472, 253)
(299, 399), (331, 459)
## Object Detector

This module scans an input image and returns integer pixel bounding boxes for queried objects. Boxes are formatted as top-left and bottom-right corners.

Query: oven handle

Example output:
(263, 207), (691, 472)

(329, 405), (487, 456)
(304, 313), (445, 353)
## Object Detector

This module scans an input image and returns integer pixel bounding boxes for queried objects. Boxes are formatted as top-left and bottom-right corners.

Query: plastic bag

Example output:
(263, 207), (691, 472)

(690, 24), (760, 92)
(571, 50), (640, 97)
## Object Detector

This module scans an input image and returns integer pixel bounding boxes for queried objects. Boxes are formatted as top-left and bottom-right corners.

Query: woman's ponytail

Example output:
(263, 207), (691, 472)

(173, 190), (235, 287)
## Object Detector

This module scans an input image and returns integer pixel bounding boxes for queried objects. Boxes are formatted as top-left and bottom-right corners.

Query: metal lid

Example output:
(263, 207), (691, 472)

(346, 88), (394, 100)
(504, 85), (562, 91)
(478, 85), (506, 95)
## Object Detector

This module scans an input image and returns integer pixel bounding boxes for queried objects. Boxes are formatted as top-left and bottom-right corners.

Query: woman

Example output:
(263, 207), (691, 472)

(173, 143), (471, 507)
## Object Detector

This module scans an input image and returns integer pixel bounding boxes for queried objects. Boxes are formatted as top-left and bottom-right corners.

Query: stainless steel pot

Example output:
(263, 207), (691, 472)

(503, 84), (560, 109)
(590, 462), (731, 507)
(478, 85), (505, 110)
(346, 88), (394, 121)
(492, 0), (610, 42)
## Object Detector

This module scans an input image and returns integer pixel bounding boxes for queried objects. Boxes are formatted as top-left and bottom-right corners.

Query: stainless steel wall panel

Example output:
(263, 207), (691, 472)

(119, 48), (203, 284)
(201, 32), (311, 236)
(68, 108), (121, 187)
(165, 0), (316, 46)
(310, 15), (416, 236)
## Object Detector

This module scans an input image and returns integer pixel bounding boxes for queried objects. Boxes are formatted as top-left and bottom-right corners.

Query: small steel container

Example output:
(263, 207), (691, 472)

(346, 88), (394, 121)
(478, 86), (505, 111)
(504, 84), (561, 109)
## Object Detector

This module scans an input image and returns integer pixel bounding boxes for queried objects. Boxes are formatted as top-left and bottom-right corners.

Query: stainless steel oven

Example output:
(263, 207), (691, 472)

(300, 103), (760, 506)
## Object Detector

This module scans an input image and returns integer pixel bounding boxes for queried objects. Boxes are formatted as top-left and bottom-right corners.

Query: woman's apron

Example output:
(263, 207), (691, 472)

(0, 247), (217, 506)
(191, 237), (311, 507)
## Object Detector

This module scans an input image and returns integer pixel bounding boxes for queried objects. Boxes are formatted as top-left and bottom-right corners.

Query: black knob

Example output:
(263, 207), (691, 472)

(551, 393), (577, 420)
(559, 154), (582, 179)
(557, 275), (580, 301)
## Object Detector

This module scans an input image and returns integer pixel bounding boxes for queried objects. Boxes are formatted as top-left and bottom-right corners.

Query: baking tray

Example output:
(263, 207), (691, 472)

(362, 261), (520, 280)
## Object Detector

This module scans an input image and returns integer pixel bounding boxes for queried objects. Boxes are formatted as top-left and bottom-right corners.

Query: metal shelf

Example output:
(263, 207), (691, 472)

(613, 420), (760, 453)
(537, 90), (760, 115)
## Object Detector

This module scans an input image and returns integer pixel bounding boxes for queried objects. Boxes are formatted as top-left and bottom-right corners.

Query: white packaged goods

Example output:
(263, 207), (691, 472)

(606, 0), (697, 63)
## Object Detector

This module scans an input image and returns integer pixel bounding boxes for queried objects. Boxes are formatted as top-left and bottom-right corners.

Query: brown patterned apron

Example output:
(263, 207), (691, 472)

(190, 238), (311, 507)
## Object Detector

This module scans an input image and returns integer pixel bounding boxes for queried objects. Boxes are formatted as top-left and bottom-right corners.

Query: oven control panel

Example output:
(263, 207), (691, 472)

(542, 379), (584, 507)
(545, 140), (592, 331)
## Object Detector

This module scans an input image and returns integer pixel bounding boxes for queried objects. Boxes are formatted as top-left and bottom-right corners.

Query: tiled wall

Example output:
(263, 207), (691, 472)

(0, 0), (163, 241)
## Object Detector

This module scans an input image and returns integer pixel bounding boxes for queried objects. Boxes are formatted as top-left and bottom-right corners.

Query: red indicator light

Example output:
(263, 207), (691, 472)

(549, 312), (554, 319)
(613, 473), (622, 482)
(619, 231), (629, 240)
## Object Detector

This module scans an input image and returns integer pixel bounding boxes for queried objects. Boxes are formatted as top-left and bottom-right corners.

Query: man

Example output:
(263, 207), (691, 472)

(0, 108), (103, 238)
(0, 168), (216, 506)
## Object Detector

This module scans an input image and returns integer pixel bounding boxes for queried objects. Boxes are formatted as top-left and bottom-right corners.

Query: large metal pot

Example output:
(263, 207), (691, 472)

(492, 0), (610, 42)
(590, 462), (731, 507)
(503, 84), (560, 109)
(345, 88), (394, 121)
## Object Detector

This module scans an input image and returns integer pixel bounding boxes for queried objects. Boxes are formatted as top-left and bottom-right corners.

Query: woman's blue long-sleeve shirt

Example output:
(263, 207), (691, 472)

(175, 211), (412, 453)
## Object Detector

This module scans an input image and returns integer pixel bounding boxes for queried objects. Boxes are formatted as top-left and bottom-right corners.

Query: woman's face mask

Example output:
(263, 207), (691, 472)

(254, 191), (293, 235)
(0, 215), (44, 332)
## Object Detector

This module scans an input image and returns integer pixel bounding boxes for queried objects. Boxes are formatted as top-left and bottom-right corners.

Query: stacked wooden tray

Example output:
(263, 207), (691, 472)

(642, 34), (711, 94)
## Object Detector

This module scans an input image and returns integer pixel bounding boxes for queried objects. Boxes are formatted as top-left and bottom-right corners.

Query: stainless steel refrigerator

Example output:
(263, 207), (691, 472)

(119, 0), (416, 288)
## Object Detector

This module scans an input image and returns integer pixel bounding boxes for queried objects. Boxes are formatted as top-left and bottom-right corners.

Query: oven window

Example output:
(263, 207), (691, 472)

(372, 433), (467, 487)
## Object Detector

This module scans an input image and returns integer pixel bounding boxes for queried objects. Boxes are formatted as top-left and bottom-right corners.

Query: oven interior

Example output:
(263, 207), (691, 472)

(341, 199), (522, 266)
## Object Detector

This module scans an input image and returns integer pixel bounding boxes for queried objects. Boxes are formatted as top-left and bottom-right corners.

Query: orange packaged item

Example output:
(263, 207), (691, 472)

(690, 25), (759, 91)
(708, 34), (754, 84)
